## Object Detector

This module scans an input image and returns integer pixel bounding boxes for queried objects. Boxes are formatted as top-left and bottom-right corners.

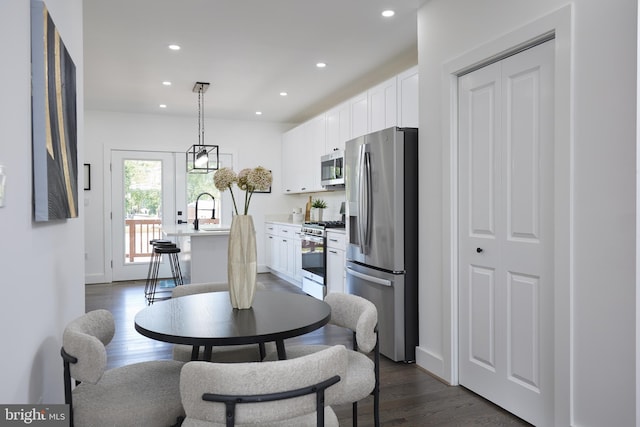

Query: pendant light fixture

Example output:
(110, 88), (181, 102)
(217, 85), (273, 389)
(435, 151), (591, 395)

(186, 82), (219, 173)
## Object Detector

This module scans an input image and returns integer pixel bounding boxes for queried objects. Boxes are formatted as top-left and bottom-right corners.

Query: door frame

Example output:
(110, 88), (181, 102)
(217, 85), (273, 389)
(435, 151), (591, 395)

(103, 149), (182, 283)
(439, 6), (573, 425)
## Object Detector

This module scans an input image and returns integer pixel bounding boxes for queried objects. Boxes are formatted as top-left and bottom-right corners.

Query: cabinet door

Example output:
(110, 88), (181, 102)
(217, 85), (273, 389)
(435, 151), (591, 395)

(307, 115), (326, 192)
(368, 77), (397, 133)
(277, 237), (289, 273)
(293, 231), (303, 283)
(266, 233), (279, 270)
(326, 231), (346, 294)
(350, 92), (368, 139)
(326, 247), (345, 294)
(326, 102), (350, 153)
(282, 118), (324, 194)
(281, 126), (306, 193)
(397, 66), (419, 128)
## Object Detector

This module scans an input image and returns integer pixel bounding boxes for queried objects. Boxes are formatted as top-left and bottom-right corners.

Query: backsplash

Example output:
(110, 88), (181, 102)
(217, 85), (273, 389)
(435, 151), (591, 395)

(267, 190), (346, 222)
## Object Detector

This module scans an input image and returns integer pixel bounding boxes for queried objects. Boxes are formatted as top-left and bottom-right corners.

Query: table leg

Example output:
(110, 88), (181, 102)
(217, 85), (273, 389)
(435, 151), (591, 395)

(203, 345), (213, 361)
(276, 340), (287, 360)
(259, 343), (266, 361)
(191, 345), (200, 361)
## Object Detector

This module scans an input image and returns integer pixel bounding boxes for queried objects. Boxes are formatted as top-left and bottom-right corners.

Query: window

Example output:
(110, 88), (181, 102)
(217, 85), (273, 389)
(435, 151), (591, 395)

(187, 173), (220, 226)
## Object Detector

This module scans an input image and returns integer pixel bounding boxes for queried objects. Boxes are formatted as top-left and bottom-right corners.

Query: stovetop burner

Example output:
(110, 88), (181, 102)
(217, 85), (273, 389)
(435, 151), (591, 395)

(301, 220), (345, 236)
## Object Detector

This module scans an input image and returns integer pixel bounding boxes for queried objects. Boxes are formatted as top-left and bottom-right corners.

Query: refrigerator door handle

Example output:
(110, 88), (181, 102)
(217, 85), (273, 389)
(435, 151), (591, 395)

(346, 266), (392, 287)
(357, 143), (372, 254)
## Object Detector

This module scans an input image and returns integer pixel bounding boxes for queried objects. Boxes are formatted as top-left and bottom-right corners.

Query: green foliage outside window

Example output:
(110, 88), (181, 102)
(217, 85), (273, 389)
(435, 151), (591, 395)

(124, 160), (161, 217)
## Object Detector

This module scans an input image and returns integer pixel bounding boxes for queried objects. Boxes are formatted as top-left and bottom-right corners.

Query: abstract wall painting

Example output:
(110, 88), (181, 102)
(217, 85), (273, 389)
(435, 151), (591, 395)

(31, 0), (78, 221)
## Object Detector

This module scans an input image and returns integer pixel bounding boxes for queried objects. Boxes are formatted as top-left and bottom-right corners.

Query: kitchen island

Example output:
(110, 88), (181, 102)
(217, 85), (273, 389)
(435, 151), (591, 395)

(162, 224), (231, 284)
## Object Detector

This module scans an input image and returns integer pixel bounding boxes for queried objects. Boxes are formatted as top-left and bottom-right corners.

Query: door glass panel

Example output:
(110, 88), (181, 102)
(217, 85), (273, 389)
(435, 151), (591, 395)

(124, 159), (163, 264)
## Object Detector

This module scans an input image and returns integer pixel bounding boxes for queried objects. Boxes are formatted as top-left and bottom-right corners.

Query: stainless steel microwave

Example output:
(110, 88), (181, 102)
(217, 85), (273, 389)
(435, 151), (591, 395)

(321, 150), (345, 189)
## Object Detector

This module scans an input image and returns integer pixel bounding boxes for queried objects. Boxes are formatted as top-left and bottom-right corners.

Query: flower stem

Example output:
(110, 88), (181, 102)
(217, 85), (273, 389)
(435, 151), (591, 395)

(228, 186), (239, 215)
(245, 190), (254, 215)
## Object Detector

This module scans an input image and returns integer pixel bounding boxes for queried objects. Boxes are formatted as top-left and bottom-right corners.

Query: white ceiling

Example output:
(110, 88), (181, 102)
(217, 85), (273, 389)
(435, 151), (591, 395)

(82, 0), (419, 125)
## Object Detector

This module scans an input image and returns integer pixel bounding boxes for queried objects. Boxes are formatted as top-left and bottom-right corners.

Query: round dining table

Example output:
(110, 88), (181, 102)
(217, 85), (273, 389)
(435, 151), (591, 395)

(134, 290), (331, 360)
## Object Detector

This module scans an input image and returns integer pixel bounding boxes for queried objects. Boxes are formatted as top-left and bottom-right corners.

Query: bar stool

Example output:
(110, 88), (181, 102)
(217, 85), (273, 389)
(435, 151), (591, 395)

(144, 239), (171, 291)
(145, 240), (184, 304)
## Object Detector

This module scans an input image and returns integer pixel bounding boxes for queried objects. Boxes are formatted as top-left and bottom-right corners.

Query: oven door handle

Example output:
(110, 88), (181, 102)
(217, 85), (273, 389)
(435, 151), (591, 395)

(302, 234), (324, 244)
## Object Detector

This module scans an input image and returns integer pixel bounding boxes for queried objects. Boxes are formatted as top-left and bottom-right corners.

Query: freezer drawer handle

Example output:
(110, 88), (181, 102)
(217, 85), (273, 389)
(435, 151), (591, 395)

(345, 266), (392, 287)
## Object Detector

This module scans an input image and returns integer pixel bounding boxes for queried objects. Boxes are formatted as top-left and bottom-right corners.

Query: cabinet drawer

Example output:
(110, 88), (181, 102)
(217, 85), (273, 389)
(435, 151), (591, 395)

(326, 231), (346, 249)
(276, 224), (301, 238)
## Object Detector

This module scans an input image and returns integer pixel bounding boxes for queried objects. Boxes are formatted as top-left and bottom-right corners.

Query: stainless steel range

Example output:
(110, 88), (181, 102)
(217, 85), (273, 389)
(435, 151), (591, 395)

(300, 221), (345, 299)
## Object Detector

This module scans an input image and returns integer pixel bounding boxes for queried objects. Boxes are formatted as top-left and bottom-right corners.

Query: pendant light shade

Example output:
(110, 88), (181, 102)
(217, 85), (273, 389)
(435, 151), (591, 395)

(187, 82), (219, 173)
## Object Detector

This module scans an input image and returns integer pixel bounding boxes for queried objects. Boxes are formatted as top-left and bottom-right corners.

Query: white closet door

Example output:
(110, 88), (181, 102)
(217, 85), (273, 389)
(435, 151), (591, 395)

(458, 40), (554, 426)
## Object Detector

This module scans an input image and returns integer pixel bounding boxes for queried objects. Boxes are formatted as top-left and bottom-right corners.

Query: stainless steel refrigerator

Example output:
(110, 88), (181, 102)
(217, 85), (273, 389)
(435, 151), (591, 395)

(345, 126), (418, 362)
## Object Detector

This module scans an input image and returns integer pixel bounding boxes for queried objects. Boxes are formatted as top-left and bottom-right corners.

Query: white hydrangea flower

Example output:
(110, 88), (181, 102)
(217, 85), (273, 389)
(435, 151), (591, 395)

(213, 167), (237, 191)
(248, 167), (272, 191)
(214, 165), (272, 215)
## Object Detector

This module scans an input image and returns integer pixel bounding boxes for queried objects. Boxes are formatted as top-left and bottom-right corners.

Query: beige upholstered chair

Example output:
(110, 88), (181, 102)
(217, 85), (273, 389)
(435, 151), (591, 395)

(171, 282), (275, 362)
(61, 309), (185, 427)
(266, 292), (380, 427)
(180, 344), (348, 426)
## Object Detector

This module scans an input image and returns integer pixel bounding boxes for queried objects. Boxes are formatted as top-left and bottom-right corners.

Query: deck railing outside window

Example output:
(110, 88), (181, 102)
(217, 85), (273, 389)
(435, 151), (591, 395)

(125, 219), (162, 262)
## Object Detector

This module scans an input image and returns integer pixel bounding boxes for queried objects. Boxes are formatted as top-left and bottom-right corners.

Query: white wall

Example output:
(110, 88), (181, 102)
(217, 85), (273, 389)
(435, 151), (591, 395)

(417, 0), (636, 426)
(84, 110), (306, 283)
(0, 0), (85, 404)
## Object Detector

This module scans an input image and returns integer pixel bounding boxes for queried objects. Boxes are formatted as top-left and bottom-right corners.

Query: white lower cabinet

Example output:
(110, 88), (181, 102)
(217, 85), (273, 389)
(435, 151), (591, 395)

(325, 231), (346, 294)
(293, 231), (303, 282)
(264, 222), (302, 288)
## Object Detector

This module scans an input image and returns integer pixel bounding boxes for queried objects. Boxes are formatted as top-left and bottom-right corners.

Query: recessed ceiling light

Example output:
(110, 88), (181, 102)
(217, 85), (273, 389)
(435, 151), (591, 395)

(255, 111), (263, 115)
(382, 10), (395, 17)
(316, 62), (327, 68)
(168, 44), (181, 51)
(159, 104), (167, 109)
(162, 81), (172, 86)
(280, 92), (288, 97)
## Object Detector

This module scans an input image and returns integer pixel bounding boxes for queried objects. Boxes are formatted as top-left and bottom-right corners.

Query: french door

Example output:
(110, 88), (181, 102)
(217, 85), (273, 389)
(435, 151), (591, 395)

(111, 150), (177, 281)
(458, 40), (554, 425)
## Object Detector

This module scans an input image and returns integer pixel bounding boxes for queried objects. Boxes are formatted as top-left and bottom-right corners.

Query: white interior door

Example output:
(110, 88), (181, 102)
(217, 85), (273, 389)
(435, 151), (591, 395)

(111, 150), (177, 281)
(458, 40), (554, 426)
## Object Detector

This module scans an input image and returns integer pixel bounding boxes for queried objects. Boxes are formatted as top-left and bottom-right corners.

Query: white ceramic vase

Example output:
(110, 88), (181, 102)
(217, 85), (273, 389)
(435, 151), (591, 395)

(227, 215), (257, 309)
(310, 208), (324, 222)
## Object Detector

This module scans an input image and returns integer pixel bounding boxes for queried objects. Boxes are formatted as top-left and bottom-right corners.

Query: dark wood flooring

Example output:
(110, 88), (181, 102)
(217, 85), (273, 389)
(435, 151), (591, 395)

(85, 273), (531, 427)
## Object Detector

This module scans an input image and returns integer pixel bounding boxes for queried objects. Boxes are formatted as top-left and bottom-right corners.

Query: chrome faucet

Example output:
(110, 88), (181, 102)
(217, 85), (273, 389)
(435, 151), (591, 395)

(193, 192), (215, 230)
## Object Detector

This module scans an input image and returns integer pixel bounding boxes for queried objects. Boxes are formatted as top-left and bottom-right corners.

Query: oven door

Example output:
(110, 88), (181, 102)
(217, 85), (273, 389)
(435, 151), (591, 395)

(300, 233), (325, 299)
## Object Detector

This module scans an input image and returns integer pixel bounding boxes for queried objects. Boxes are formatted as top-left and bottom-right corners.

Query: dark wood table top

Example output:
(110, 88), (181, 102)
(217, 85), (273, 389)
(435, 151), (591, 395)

(134, 290), (331, 359)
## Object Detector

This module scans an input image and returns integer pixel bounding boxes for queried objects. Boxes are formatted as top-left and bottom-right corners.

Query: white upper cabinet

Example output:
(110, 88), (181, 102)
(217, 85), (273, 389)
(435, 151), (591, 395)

(349, 92), (368, 139)
(325, 101), (350, 153)
(397, 66), (419, 128)
(281, 115), (326, 194)
(281, 66), (418, 194)
(368, 76), (397, 133)
(281, 124), (305, 194)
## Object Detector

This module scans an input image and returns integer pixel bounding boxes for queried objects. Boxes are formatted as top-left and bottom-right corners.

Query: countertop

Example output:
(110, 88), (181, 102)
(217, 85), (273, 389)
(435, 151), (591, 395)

(265, 220), (304, 227)
(162, 224), (231, 237)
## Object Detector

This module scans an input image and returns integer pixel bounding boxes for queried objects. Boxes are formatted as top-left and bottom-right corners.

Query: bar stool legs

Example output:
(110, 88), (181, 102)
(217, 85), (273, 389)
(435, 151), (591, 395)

(145, 240), (184, 304)
(144, 239), (169, 302)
